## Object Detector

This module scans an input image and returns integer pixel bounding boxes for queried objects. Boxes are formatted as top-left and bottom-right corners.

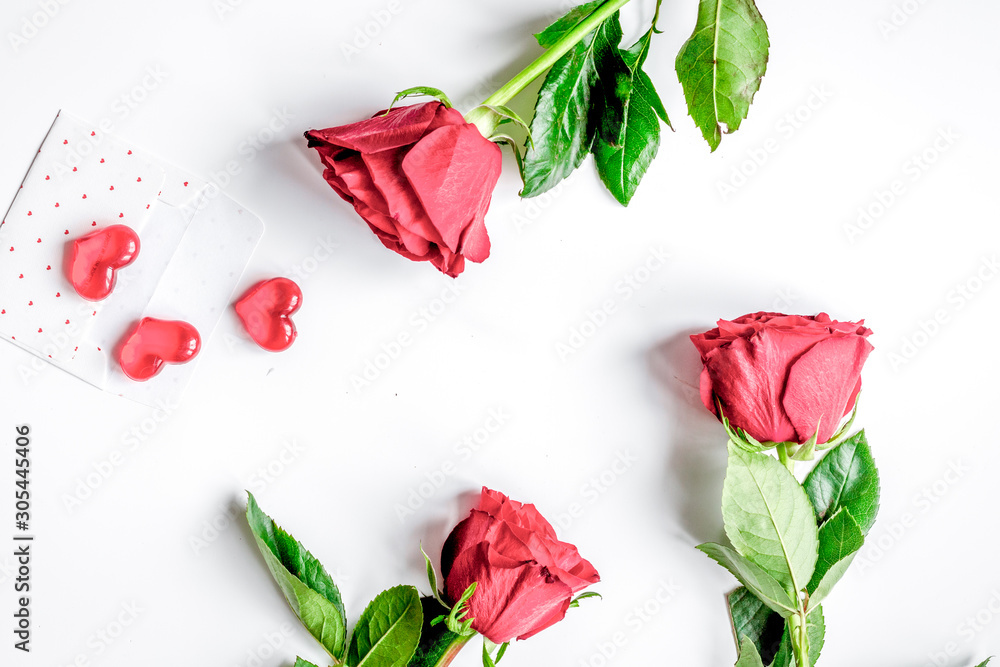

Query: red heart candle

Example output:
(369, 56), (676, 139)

(234, 278), (302, 352)
(118, 317), (201, 381)
(68, 224), (140, 301)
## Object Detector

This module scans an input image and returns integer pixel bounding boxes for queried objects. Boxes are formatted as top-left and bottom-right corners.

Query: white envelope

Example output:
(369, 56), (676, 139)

(0, 111), (264, 406)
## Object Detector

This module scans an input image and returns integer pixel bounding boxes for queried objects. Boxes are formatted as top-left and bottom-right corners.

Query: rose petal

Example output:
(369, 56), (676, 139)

(782, 335), (874, 443)
(305, 103), (442, 153)
(362, 148), (445, 247)
(447, 542), (573, 644)
(402, 124), (501, 252)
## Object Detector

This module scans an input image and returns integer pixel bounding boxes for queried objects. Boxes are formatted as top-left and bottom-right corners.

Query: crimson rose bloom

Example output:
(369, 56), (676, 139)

(691, 312), (874, 445)
(441, 487), (600, 644)
(305, 102), (502, 277)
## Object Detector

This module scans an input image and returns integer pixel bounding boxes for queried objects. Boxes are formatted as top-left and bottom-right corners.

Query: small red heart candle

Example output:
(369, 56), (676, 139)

(234, 278), (302, 351)
(118, 317), (201, 381)
(68, 224), (140, 301)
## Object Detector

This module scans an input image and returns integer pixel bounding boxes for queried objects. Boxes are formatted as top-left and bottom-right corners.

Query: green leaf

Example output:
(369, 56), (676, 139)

(675, 0), (769, 151)
(698, 543), (797, 617)
(522, 12), (628, 198)
(346, 585), (423, 667)
(408, 596), (466, 667)
(803, 430), (880, 535)
(521, 39), (597, 197)
(735, 637), (766, 667)
(593, 28), (670, 206)
(535, 0), (605, 48)
(722, 444), (818, 594)
(588, 13), (631, 147)
(293, 659), (320, 667)
(807, 507), (864, 606)
(727, 587), (786, 664)
(768, 606), (825, 667)
(246, 493), (347, 660)
(388, 87), (452, 111)
(975, 659), (993, 667)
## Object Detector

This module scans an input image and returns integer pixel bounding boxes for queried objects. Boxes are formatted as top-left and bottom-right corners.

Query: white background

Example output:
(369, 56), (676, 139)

(2, 0), (998, 665)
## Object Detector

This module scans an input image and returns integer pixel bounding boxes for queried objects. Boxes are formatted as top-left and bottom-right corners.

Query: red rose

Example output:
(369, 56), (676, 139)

(690, 312), (874, 445)
(441, 487), (600, 644)
(305, 102), (502, 277)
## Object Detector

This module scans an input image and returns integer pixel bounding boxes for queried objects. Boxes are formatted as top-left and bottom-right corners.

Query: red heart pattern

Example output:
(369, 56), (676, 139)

(118, 317), (201, 381)
(68, 224), (141, 301)
(234, 278), (302, 352)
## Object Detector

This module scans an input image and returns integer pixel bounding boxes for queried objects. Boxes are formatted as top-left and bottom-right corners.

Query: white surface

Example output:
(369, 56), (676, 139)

(1, 0), (998, 665)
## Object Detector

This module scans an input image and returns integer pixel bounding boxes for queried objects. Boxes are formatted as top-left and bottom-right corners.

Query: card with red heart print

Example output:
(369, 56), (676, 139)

(0, 111), (264, 406)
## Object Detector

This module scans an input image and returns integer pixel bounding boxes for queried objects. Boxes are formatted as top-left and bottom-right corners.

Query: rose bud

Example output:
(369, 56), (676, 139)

(690, 312), (874, 445)
(305, 102), (502, 277)
(441, 487), (600, 644)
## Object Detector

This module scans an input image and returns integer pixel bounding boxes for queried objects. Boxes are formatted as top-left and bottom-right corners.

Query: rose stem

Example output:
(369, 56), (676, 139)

(776, 443), (795, 476)
(430, 634), (474, 667)
(480, 0), (635, 108)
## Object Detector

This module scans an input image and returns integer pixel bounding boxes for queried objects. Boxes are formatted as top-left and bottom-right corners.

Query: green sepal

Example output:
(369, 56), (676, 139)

(569, 591), (603, 608)
(387, 87), (453, 113)
(420, 544), (447, 608)
(293, 659), (320, 667)
(790, 421), (820, 462)
(720, 404), (774, 453)
(408, 596), (469, 667)
(817, 396), (861, 450)
(431, 582), (477, 637)
(481, 639), (510, 667)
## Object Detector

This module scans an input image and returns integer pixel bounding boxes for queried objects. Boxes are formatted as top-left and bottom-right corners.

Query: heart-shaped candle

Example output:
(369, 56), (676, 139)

(68, 224), (140, 301)
(234, 278), (302, 352)
(118, 317), (201, 381)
